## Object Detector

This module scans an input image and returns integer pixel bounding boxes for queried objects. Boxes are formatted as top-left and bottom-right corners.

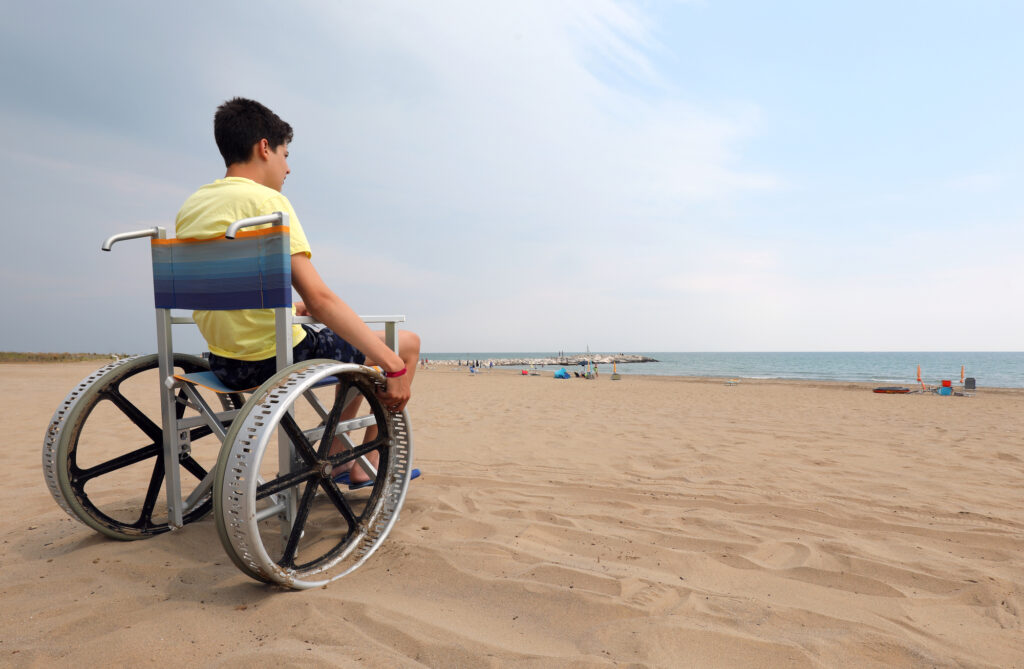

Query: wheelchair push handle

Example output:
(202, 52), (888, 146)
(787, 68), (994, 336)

(225, 211), (289, 239)
(101, 213), (289, 250)
(101, 226), (165, 251)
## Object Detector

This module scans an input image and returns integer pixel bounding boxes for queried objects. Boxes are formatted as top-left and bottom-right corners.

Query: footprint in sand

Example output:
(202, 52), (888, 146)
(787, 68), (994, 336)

(620, 579), (684, 614)
(745, 541), (812, 570)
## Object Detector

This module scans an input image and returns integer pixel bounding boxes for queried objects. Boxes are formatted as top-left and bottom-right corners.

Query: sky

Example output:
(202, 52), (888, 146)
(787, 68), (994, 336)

(1, 0), (1021, 354)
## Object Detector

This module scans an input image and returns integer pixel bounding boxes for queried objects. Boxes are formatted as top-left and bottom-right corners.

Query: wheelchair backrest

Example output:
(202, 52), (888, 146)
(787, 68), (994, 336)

(148, 213), (298, 417)
(150, 225), (291, 311)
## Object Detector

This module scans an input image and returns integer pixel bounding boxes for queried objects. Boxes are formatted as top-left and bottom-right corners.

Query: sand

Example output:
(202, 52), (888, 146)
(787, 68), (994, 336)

(2, 361), (1023, 668)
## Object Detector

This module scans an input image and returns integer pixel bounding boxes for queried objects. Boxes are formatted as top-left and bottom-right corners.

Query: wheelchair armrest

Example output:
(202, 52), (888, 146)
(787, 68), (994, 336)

(174, 313), (405, 351)
(351, 315), (407, 325)
(352, 316), (406, 352)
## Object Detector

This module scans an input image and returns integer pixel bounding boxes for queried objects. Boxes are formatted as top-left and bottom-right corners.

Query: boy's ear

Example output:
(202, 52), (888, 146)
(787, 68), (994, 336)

(250, 139), (270, 162)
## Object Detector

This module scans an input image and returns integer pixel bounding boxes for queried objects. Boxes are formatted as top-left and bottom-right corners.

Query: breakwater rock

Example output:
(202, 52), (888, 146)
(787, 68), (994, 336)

(429, 354), (657, 367)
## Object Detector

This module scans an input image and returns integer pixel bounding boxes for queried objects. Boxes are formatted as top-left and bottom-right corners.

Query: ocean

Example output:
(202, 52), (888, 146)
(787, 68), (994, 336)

(422, 351), (1024, 388)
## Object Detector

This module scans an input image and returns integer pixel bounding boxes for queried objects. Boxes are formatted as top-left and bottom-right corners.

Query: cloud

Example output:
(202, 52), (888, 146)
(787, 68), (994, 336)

(288, 1), (775, 243)
(15, 150), (189, 201)
(23, 1), (1000, 354)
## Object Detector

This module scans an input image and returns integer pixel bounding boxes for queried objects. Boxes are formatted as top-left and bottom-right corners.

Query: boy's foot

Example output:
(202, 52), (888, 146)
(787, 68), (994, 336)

(346, 468), (421, 490)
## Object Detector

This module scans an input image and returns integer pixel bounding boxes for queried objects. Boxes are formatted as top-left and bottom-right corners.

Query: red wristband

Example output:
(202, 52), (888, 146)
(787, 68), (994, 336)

(384, 367), (407, 378)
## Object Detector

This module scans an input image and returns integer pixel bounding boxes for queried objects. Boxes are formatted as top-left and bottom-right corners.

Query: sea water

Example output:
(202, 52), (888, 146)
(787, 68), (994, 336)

(423, 351), (1024, 388)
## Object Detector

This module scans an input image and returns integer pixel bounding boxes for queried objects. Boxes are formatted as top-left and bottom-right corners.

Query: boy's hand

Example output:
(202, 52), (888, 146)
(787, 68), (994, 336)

(294, 301), (309, 316)
(377, 374), (412, 413)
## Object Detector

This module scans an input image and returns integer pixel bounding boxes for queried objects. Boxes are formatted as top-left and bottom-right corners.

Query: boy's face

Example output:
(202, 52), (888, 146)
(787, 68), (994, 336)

(267, 142), (290, 192)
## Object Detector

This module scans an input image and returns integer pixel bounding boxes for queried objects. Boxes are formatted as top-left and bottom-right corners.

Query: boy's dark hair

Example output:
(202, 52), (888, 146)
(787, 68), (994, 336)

(214, 97), (294, 167)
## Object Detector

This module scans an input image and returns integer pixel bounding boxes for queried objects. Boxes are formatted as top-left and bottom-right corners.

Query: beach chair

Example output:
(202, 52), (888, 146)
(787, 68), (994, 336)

(41, 213), (413, 589)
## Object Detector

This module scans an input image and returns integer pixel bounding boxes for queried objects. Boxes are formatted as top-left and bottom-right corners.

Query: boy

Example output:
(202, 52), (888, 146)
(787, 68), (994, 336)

(176, 97), (420, 485)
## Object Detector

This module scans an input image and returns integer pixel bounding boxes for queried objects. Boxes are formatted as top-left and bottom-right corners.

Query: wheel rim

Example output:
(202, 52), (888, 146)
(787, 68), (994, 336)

(214, 360), (413, 588)
(43, 354), (244, 539)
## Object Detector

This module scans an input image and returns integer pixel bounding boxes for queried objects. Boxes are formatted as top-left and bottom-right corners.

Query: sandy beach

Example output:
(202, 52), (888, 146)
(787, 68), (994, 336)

(2, 361), (1023, 667)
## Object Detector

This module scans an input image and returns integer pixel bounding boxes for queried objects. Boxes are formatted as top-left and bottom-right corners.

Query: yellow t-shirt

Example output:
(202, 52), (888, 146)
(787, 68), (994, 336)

(175, 177), (311, 361)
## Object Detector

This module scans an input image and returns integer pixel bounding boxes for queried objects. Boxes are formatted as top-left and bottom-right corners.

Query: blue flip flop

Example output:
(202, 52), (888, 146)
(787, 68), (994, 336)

(348, 468), (421, 490)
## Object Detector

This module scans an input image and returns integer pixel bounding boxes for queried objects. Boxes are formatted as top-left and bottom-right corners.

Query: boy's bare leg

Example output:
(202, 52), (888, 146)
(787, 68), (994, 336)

(330, 329), (420, 485)
(329, 394), (373, 480)
(348, 329), (419, 485)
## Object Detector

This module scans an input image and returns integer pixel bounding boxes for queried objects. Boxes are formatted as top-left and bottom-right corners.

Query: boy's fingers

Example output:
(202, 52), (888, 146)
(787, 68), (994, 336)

(375, 372), (410, 409)
(376, 388), (403, 409)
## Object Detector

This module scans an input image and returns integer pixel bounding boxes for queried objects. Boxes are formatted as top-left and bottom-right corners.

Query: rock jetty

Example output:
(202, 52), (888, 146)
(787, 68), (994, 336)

(429, 354), (657, 367)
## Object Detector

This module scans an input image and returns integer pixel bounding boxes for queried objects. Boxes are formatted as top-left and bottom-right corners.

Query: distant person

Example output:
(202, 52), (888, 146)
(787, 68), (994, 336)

(175, 97), (421, 487)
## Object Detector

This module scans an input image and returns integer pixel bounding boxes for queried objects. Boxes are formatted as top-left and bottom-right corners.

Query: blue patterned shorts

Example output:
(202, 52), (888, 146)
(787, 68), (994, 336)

(209, 325), (366, 390)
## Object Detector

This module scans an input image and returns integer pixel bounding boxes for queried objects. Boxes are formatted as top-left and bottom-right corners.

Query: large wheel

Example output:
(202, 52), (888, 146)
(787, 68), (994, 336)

(213, 360), (413, 589)
(42, 354), (245, 540)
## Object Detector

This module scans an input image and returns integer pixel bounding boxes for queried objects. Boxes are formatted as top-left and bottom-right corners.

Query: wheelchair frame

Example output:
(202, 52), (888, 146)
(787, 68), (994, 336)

(42, 213), (414, 588)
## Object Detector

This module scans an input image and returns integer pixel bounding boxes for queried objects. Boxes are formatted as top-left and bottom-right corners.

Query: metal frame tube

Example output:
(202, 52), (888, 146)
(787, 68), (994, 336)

(154, 309), (183, 528)
(149, 227), (187, 529)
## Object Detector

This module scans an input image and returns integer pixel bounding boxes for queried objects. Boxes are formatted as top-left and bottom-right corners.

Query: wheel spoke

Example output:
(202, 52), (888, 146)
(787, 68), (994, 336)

(134, 453), (165, 530)
(327, 436), (387, 470)
(279, 479), (322, 568)
(188, 425), (216, 442)
(73, 442), (160, 482)
(255, 468), (318, 501)
(175, 387), (190, 418)
(318, 385), (349, 458)
(180, 454), (208, 481)
(279, 412), (319, 465)
(102, 388), (164, 443)
(320, 479), (359, 528)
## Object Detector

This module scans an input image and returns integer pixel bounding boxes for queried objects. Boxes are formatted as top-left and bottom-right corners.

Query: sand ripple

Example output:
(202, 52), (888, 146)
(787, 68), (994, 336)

(2, 363), (1023, 667)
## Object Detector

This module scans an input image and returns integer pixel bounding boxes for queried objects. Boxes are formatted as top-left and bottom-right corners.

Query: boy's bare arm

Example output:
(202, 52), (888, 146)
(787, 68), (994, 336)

(290, 254), (411, 409)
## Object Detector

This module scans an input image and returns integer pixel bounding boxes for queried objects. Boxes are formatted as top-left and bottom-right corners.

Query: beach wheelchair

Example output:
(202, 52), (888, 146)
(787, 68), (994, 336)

(41, 213), (414, 589)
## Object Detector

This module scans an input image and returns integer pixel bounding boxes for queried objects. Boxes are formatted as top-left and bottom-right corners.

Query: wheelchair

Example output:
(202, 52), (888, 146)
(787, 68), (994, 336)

(41, 213), (414, 589)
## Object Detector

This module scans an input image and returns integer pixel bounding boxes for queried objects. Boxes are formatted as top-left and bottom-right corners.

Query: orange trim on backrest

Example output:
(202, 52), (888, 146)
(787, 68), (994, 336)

(151, 226), (291, 245)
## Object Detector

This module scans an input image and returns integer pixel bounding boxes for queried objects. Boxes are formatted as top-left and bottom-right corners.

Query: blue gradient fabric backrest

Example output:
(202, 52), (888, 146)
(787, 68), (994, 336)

(150, 226), (291, 310)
